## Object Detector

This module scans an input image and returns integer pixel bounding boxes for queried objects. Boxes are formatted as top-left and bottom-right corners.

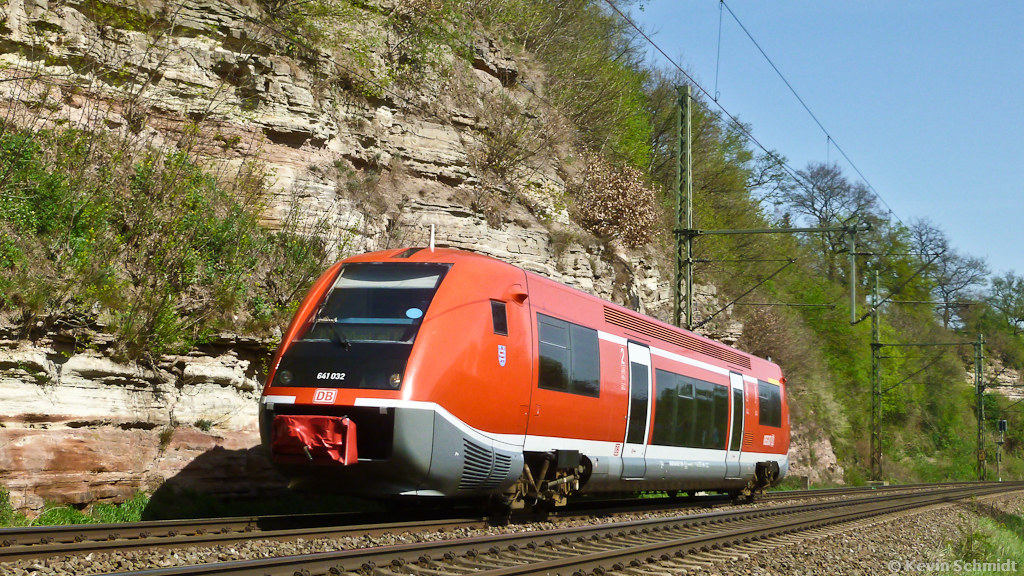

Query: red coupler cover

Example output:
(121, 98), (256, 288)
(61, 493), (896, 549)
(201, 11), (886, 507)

(271, 415), (358, 465)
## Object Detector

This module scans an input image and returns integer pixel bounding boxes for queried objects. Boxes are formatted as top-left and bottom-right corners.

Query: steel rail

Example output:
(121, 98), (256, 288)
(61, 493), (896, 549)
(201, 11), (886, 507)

(465, 485), (1020, 576)
(90, 482), (1024, 576)
(0, 517), (485, 564)
(0, 481), (998, 564)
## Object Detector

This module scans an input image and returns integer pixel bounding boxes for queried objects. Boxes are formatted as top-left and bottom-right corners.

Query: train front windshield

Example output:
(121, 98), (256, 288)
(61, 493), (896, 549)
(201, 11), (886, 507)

(301, 263), (448, 344)
(273, 263), (449, 390)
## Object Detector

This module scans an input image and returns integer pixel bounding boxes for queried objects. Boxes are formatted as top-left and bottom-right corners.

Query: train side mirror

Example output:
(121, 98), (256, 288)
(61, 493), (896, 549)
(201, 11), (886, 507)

(509, 284), (529, 306)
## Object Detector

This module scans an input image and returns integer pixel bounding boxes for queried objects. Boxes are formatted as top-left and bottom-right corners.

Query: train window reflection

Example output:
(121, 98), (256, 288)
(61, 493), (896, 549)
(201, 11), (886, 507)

(302, 263), (447, 344)
(653, 369), (728, 450)
(537, 314), (601, 398)
(758, 380), (782, 428)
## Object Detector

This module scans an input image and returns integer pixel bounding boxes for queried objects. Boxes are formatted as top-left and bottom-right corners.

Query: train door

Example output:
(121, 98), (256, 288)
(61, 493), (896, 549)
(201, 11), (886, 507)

(621, 342), (652, 479)
(725, 372), (744, 478)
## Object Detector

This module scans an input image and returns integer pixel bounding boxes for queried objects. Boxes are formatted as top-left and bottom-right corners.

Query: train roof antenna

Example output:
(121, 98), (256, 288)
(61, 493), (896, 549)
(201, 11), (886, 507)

(430, 224), (435, 252)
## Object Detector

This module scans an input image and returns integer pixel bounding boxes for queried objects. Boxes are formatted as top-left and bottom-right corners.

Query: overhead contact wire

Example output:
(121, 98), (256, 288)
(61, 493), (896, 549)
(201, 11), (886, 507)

(600, 0), (812, 193)
(719, 0), (902, 226)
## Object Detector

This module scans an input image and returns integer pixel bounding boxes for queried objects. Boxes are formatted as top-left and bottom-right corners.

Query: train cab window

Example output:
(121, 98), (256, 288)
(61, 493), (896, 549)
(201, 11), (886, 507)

(491, 300), (508, 336)
(537, 314), (600, 398)
(758, 380), (783, 428)
(301, 263), (448, 344)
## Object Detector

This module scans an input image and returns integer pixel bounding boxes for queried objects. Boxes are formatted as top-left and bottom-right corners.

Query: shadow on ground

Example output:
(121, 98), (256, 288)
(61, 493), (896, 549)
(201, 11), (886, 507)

(142, 445), (380, 520)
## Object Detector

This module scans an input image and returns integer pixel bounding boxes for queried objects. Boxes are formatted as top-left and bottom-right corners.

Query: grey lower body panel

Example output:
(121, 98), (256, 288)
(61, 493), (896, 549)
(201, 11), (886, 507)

(261, 403), (522, 497)
(420, 411), (524, 496)
(261, 402), (785, 497)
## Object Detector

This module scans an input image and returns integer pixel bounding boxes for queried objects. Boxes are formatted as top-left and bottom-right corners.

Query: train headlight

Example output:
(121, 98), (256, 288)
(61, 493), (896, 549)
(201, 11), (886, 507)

(389, 373), (402, 389)
(277, 370), (294, 385)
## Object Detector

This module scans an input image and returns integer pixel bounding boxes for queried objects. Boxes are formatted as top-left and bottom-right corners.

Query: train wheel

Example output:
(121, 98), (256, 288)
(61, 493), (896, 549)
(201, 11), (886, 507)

(486, 495), (514, 526)
(530, 499), (555, 521)
(728, 490), (754, 503)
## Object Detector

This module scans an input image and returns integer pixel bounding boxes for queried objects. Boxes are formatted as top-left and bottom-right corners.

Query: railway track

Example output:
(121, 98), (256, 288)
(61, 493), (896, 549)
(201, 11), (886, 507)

(0, 481), (1015, 573)
(80, 481), (1020, 576)
(0, 481), (964, 564)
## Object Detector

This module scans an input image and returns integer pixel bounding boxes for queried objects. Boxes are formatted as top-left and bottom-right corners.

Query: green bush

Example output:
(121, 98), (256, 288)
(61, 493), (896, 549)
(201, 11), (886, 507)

(0, 485), (27, 527)
(0, 123), (340, 361)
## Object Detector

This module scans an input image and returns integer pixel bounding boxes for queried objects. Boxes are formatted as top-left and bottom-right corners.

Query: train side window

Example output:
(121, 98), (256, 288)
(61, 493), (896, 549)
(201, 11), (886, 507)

(537, 314), (600, 398)
(538, 316), (570, 392)
(653, 369), (677, 446)
(570, 324), (600, 396)
(676, 375), (696, 447)
(654, 370), (708, 448)
(693, 382), (716, 448)
(491, 300), (508, 336)
(758, 380), (782, 428)
(713, 384), (729, 450)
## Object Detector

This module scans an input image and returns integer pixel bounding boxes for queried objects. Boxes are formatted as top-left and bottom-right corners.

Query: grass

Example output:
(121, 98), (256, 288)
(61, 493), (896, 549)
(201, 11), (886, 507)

(931, 501), (1024, 575)
(0, 488), (149, 527)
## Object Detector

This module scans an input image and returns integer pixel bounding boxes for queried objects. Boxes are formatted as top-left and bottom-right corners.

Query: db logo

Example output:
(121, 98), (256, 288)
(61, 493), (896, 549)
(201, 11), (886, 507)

(763, 434), (776, 447)
(312, 389), (337, 404)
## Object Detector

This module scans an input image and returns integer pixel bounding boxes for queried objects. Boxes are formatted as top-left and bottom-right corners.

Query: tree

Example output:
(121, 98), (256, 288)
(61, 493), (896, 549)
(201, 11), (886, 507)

(781, 162), (878, 280)
(909, 218), (988, 328)
(988, 271), (1024, 335)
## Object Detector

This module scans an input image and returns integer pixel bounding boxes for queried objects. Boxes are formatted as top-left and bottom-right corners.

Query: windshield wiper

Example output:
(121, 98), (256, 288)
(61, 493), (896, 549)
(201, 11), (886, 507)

(327, 323), (352, 350)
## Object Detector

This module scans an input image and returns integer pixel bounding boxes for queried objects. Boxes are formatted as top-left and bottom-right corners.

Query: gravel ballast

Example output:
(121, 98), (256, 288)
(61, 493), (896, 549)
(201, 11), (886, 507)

(2, 490), (1021, 576)
(694, 491), (1024, 576)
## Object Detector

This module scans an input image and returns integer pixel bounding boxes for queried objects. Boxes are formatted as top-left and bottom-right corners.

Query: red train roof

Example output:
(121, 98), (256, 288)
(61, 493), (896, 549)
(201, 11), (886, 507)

(347, 247), (776, 377)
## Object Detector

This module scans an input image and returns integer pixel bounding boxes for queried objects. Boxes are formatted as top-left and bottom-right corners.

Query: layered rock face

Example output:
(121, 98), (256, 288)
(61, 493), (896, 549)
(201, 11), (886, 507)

(0, 328), (283, 513)
(0, 0), (794, 514)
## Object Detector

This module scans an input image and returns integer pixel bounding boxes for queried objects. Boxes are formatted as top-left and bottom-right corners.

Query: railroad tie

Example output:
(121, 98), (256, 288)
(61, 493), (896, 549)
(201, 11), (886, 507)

(515, 549), (565, 561)
(704, 549), (748, 561)
(398, 564), (458, 576)
(423, 560), (475, 574)
(622, 566), (675, 576)
(670, 554), (718, 568)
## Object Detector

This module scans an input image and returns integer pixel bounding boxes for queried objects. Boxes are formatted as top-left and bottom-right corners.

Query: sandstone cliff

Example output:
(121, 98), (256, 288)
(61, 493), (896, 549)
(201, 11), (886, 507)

(0, 0), (836, 514)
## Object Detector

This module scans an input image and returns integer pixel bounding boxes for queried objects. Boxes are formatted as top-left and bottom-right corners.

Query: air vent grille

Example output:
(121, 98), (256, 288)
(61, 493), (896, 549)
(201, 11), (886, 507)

(604, 307), (751, 369)
(459, 439), (493, 490)
(742, 432), (755, 448)
(483, 453), (512, 489)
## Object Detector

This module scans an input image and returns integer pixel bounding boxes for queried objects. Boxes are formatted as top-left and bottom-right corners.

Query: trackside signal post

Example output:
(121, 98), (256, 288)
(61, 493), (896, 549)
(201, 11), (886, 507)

(865, 269), (986, 481)
(674, 86), (693, 330)
(997, 419), (1007, 481)
(976, 335), (986, 480)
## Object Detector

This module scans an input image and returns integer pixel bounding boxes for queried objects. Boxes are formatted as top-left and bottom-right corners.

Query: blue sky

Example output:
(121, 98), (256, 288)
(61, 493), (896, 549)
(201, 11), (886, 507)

(629, 1), (1024, 276)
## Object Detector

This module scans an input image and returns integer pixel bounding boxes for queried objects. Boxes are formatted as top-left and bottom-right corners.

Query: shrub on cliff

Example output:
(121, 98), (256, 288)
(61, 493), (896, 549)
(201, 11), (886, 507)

(569, 152), (658, 248)
(0, 123), (339, 361)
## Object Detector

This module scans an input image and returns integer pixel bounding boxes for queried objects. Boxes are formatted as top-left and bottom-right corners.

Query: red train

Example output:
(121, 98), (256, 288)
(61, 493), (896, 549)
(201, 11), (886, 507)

(259, 248), (789, 506)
